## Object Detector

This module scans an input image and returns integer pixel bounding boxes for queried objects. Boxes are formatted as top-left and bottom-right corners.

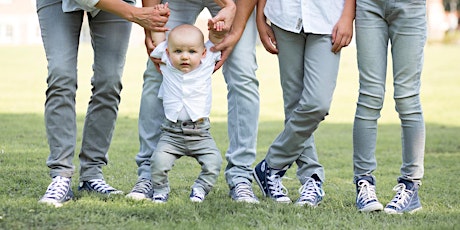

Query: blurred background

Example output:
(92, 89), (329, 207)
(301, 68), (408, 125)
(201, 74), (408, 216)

(1, 0), (460, 46)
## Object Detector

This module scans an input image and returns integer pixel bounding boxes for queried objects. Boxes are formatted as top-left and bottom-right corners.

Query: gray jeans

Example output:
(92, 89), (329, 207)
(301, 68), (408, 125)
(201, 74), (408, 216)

(353, 0), (426, 184)
(151, 118), (222, 195)
(265, 25), (341, 184)
(135, 0), (259, 189)
(37, 0), (132, 181)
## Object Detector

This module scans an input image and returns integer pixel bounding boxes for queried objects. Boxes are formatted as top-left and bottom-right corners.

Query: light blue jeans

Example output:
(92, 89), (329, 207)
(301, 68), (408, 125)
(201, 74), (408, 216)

(37, 0), (133, 181)
(265, 25), (341, 183)
(353, 0), (426, 184)
(151, 118), (222, 195)
(135, 0), (259, 189)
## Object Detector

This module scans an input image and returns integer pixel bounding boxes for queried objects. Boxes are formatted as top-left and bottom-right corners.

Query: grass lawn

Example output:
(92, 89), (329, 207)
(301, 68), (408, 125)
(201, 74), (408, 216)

(0, 41), (459, 229)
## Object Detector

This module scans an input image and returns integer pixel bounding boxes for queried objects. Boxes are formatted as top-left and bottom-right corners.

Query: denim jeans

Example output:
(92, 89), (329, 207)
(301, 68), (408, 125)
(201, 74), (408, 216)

(135, 0), (259, 189)
(353, 0), (426, 184)
(37, 0), (132, 181)
(264, 25), (341, 183)
(151, 118), (222, 195)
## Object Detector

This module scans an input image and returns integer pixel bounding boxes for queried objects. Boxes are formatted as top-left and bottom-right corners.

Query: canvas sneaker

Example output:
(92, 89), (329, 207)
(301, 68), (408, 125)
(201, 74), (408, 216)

(189, 187), (206, 203)
(39, 176), (74, 208)
(384, 180), (422, 214)
(355, 177), (383, 212)
(126, 178), (153, 200)
(229, 182), (259, 204)
(253, 159), (291, 203)
(295, 177), (325, 207)
(78, 179), (123, 195)
(152, 193), (169, 203)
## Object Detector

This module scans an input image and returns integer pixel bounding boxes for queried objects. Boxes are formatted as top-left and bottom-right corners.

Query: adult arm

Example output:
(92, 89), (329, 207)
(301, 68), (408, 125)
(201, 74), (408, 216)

(331, 0), (356, 53)
(211, 0), (258, 71)
(94, 0), (169, 32)
(256, 0), (278, 54)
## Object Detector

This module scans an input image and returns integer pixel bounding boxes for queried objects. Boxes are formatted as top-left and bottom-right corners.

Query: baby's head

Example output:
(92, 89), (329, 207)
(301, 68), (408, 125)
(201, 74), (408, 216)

(166, 24), (206, 73)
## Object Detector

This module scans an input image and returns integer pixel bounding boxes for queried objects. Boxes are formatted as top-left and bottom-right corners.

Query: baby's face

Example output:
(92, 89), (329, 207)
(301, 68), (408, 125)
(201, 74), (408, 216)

(166, 37), (206, 73)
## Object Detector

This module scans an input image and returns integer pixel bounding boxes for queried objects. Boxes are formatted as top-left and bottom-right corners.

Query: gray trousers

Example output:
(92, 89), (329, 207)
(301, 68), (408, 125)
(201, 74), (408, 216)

(135, 0), (259, 189)
(353, 0), (426, 184)
(151, 118), (222, 195)
(37, 0), (132, 181)
(265, 25), (341, 184)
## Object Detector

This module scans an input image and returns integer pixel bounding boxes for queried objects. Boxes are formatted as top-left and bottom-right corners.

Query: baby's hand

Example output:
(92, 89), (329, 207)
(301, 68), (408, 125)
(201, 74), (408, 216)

(153, 2), (168, 11)
(208, 19), (227, 44)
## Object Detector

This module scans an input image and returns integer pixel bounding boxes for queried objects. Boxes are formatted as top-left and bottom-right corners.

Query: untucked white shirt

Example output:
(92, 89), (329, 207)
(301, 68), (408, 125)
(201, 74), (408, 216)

(62, 0), (100, 16)
(264, 0), (345, 34)
(150, 40), (221, 122)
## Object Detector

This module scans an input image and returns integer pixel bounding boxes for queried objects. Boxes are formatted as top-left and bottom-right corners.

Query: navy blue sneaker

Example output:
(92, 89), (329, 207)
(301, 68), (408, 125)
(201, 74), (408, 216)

(384, 180), (422, 214)
(253, 159), (291, 203)
(39, 176), (74, 208)
(355, 176), (383, 212)
(295, 177), (325, 207)
(78, 179), (123, 195)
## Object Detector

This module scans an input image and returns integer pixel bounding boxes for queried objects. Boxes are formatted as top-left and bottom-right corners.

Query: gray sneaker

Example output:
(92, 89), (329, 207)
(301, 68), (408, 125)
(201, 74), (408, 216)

(126, 178), (153, 200)
(39, 176), (74, 208)
(229, 182), (259, 203)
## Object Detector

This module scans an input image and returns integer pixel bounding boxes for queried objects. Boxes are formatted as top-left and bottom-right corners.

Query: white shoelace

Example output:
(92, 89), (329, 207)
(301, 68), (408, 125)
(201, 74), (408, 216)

(298, 177), (324, 202)
(131, 179), (152, 194)
(386, 183), (412, 210)
(42, 176), (71, 200)
(233, 183), (256, 198)
(87, 179), (119, 193)
(267, 174), (288, 197)
(357, 180), (378, 203)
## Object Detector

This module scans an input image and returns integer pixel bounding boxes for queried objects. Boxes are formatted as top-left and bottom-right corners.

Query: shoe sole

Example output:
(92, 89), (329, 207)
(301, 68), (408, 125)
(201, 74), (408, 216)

(126, 192), (150, 200)
(359, 203), (384, 212)
(384, 206), (422, 214)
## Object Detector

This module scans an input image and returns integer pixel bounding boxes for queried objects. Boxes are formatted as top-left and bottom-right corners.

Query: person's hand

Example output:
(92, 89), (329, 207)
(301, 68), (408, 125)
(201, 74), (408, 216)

(209, 1), (236, 32)
(210, 30), (240, 71)
(331, 17), (353, 54)
(132, 5), (170, 32)
(256, 15), (278, 54)
(208, 19), (227, 44)
(144, 29), (163, 73)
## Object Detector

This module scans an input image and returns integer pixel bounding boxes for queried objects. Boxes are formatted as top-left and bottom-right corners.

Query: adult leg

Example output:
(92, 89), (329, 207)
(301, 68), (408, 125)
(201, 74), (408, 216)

(388, 0), (426, 183)
(79, 10), (132, 181)
(266, 31), (339, 172)
(353, 0), (389, 179)
(37, 1), (82, 207)
(222, 9), (259, 188)
(39, 2), (83, 179)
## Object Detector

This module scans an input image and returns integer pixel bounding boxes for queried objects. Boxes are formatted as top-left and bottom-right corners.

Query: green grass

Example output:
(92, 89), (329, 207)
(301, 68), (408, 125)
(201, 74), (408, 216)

(0, 43), (459, 229)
